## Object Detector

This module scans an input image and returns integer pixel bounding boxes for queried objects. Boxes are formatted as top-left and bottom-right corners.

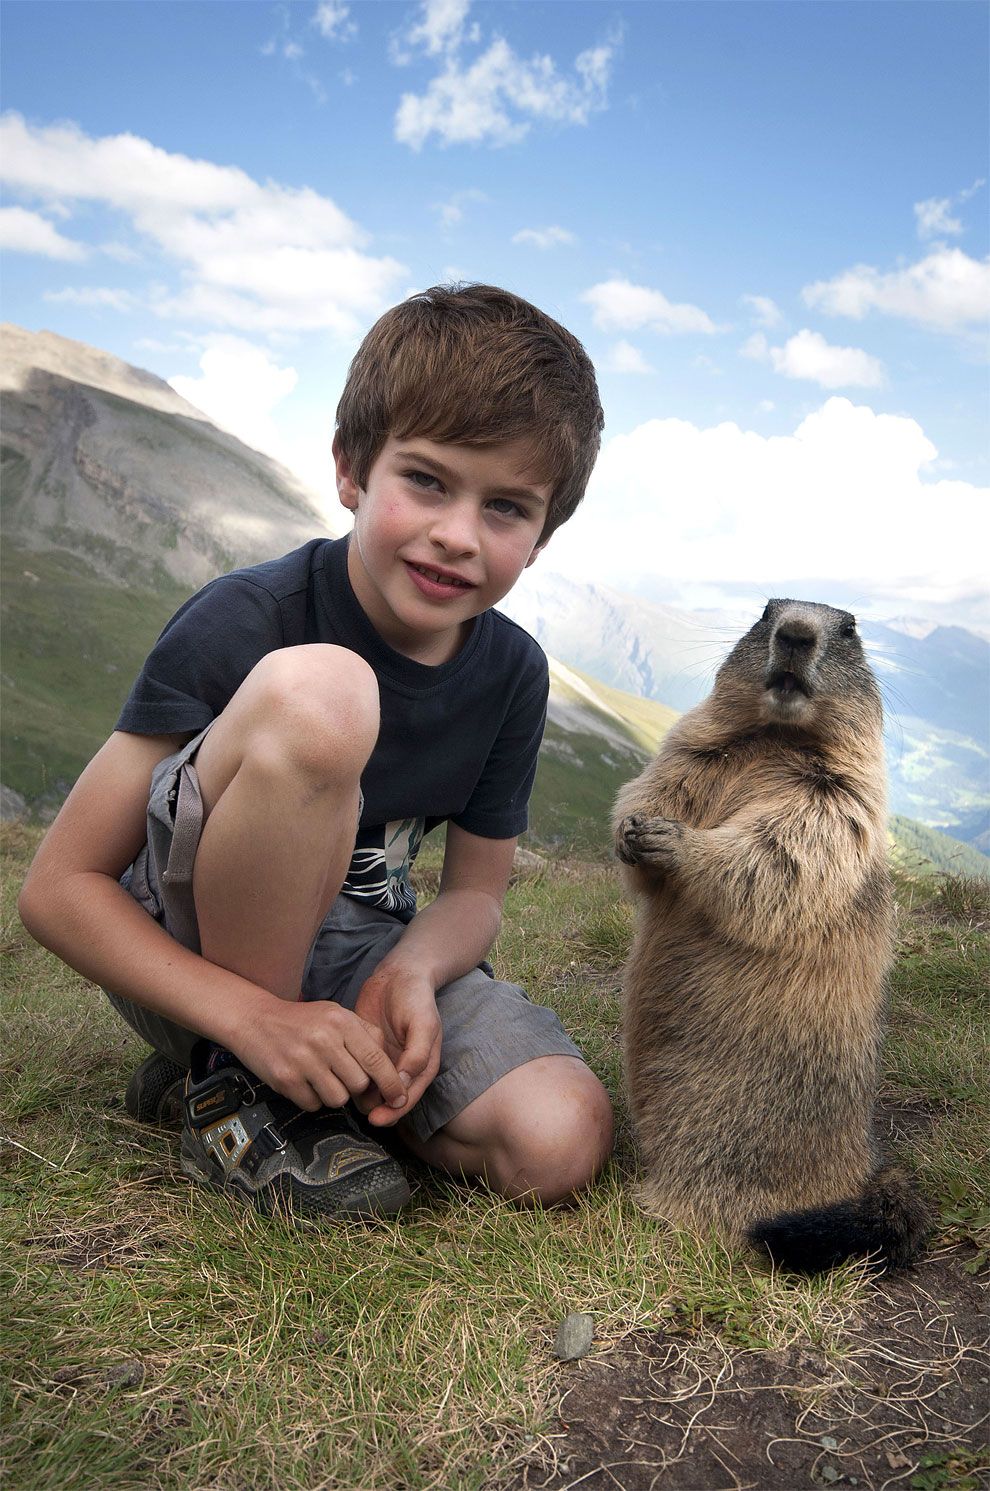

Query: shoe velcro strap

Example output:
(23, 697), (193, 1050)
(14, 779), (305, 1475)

(185, 1071), (257, 1127)
(238, 1123), (287, 1177)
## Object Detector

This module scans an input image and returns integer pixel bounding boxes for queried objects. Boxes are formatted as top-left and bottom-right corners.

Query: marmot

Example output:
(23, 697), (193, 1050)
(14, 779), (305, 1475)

(613, 599), (931, 1273)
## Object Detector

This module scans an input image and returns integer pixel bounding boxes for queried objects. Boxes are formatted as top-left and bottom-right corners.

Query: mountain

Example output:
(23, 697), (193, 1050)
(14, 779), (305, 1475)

(1, 323), (336, 594)
(1, 324), (341, 806)
(1, 325), (985, 875)
(502, 570), (990, 853)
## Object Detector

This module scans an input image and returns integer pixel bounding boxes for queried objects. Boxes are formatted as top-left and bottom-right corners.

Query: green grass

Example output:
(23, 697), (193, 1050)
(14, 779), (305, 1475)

(0, 543), (192, 804)
(2, 825), (988, 1490)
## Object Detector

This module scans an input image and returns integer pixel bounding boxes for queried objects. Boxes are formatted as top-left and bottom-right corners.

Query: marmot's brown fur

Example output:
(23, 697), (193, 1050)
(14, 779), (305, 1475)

(613, 599), (931, 1273)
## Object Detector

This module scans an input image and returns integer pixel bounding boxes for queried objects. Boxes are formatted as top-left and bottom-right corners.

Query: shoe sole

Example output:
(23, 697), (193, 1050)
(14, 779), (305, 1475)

(124, 1053), (188, 1126)
(180, 1148), (411, 1222)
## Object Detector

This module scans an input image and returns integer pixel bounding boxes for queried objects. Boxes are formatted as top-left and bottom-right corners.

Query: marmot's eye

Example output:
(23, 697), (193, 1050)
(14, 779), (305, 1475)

(841, 623), (856, 638)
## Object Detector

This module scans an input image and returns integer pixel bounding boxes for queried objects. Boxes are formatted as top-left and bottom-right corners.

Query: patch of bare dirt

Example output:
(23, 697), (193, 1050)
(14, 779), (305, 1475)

(514, 1248), (988, 1491)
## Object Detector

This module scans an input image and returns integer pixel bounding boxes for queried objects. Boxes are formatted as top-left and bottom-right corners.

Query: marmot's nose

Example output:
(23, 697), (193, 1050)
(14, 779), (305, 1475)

(775, 622), (816, 652)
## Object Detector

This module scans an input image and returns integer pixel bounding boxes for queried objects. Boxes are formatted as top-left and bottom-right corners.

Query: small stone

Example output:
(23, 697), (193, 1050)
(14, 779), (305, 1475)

(820, 1466), (840, 1486)
(552, 1312), (594, 1361)
(103, 1360), (144, 1390)
(820, 1435), (839, 1450)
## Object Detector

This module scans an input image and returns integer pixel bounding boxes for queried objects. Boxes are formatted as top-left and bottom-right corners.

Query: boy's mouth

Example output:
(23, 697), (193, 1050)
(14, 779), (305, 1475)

(407, 562), (474, 592)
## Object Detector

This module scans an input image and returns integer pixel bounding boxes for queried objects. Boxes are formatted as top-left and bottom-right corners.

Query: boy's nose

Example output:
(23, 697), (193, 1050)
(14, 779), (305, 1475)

(428, 500), (480, 555)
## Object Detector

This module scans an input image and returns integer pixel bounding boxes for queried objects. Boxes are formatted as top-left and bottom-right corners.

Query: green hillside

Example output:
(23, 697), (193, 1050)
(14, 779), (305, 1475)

(1, 543), (190, 806)
(888, 813), (990, 880)
(3, 542), (986, 881)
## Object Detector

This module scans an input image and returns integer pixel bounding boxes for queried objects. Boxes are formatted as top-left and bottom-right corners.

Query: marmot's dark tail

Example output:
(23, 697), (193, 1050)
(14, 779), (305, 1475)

(746, 1167), (932, 1275)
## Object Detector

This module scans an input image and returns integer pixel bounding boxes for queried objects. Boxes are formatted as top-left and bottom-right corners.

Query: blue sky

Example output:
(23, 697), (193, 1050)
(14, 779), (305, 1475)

(1, 0), (988, 622)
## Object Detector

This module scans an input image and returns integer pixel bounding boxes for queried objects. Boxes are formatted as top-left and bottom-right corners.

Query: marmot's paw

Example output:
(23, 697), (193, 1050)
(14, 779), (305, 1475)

(616, 813), (685, 871)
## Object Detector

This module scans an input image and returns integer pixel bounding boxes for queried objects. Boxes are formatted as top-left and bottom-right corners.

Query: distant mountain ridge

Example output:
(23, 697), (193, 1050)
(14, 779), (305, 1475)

(502, 571), (990, 853)
(1, 324), (985, 870)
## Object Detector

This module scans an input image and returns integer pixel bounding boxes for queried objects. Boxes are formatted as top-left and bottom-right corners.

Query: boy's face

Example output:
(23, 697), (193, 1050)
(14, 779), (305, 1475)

(335, 433), (550, 664)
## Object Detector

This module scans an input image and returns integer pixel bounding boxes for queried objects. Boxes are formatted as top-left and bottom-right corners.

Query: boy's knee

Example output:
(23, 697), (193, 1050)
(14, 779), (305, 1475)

(496, 1064), (614, 1203)
(239, 645), (380, 779)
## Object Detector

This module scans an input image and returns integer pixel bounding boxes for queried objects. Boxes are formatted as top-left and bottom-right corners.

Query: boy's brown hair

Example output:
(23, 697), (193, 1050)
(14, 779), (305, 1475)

(335, 283), (603, 543)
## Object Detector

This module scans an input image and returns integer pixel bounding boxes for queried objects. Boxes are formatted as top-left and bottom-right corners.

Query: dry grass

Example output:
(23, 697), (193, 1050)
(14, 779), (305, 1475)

(2, 824), (987, 1491)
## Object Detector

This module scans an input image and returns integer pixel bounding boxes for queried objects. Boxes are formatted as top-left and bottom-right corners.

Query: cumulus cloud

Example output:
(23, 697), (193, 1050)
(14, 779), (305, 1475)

(393, 14), (617, 149)
(512, 225), (575, 250)
(0, 113), (406, 335)
(582, 277), (721, 336)
(313, 1), (356, 42)
(0, 204), (85, 260)
(605, 339), (655, 374)
(803, 246), (990, 332)
(545, 397), (988, 604)
(914, 196), (964, 241)
(402, 0), (474, 57)
(742, 328), (886, 389)
(169, 339), (298, 453)
(740, 293), (781, 327)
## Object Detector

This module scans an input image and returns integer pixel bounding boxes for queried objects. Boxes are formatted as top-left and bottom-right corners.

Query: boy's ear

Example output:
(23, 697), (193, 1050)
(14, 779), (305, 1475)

(524, 539), (548, 569)
(333, 434), (360, 512)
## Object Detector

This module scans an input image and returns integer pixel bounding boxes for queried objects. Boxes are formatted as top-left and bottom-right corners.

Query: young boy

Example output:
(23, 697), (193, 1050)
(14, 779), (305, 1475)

(19, 283), (614, 1223)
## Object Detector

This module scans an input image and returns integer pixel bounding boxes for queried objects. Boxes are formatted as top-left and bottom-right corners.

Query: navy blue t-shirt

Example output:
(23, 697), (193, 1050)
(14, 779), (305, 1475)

(116, 536), (549, 920)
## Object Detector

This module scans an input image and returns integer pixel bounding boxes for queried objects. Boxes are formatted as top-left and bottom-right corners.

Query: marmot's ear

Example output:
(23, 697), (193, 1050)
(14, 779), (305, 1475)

(333, 434), (360, 512)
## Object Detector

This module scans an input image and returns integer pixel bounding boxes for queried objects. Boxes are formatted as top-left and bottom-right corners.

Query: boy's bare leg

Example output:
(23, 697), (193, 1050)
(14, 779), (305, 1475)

(191, 644), (380, 1002)
(401, 1055), (614, 1205)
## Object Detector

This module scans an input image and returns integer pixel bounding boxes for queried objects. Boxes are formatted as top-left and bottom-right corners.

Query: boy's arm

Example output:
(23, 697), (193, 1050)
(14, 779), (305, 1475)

(353, 822), (517, 1121)
(18, 731), (411, 1119)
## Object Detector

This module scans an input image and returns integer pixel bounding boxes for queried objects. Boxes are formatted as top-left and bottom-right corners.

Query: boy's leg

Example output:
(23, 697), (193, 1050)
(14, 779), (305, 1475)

(191, 644), (379, 1000)
(309, 924), (615, 1207)
(114, 644), (413, 1220)
(400, 1057), (614, 1205)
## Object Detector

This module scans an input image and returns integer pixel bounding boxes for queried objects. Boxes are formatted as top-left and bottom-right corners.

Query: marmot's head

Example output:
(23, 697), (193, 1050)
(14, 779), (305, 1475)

(715, 600), (882, 738)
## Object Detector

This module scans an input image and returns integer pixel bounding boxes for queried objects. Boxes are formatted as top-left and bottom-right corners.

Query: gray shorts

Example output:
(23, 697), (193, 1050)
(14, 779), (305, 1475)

(107, 728), (583, 1142)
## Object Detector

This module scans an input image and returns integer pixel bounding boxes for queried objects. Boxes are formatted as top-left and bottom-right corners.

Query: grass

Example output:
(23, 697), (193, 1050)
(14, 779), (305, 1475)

(2, 822), (988, 1491)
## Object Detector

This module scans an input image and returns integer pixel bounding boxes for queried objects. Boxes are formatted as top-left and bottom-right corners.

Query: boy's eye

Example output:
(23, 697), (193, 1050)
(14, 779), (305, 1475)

(488, 497), (525, 518)
(406, 470), (442, 491)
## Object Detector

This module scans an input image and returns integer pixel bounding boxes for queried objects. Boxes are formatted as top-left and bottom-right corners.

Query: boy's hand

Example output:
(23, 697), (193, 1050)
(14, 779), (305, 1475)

(232, 998), (412, 1117)
(352, 966), (443, 1127)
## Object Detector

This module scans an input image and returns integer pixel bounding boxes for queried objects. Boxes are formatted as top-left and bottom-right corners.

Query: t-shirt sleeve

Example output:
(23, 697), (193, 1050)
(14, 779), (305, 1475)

(450, 644), (549, 840)
(115, 575), (286, 736)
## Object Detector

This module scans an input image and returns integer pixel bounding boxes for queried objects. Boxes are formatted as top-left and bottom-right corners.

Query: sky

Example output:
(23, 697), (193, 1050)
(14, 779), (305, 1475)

(1, 0), (988, 627)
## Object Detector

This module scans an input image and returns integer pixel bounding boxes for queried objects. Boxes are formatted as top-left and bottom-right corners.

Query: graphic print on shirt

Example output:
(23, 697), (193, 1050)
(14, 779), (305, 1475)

(343, 816), (425, 917)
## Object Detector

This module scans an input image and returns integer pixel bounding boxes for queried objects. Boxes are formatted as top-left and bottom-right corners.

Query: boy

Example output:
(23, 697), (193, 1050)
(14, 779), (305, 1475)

(19, 283), (614, 1223)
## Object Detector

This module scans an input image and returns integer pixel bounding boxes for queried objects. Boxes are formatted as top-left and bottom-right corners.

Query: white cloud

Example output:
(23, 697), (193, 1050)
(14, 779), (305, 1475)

(313, 1), (356, 42)
(582, 277), (721, 336)
(0, 113), (407, 335)
(740, 293), (781, 327)
(913, 196), (963, 241)
(803, 246), (990, 332)
(743, 327), (886, 389)
(432, 187), (487, 228)
(403, 0), (473, 56)
(605, 339), (655, 374)
(394, 33), (616, 148)
(168, 339), (297, 454)
(512, 225), (575, 250)
(545, 397), (989, 604)
(44, 285), (136, 311)
(0, 204), (86, 260)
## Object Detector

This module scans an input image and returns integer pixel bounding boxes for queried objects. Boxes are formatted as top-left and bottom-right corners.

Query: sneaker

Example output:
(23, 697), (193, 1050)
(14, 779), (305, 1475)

(125, 1051), (188, 1127)
(180, 1060), (411, 1222)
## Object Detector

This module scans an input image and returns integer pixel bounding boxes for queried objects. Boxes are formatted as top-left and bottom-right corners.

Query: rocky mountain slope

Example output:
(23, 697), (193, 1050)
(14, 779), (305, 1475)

(1, 323), (336, 593)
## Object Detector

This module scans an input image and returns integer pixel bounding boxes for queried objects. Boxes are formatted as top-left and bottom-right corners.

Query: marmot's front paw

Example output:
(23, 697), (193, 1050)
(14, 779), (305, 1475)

(616, 813), (685, 871)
